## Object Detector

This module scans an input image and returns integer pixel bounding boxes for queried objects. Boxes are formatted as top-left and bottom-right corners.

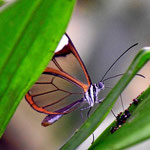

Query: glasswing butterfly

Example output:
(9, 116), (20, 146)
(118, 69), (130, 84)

(25, 33), (138, 126)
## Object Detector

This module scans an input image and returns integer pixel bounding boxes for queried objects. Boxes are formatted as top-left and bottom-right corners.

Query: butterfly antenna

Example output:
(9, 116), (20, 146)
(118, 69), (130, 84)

(100, 43), (138, 82)
(120, 94), (124, 111)
(111, 109), (117, 118)
(102, 73), (145, 82)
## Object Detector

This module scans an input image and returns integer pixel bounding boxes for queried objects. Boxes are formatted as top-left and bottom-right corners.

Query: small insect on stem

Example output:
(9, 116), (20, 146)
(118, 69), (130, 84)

(133, 98), (139, 105)
(110, 95), (142, 133)
(110, 109), (131, 133)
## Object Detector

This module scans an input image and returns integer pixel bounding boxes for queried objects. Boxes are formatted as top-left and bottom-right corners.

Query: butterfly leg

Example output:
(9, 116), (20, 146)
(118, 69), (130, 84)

(91, 133), (95, 145)
(80, 105), (92, 111)
(80, 109), (84, 123)
(80, 105), (91, 122)
(86, 107), (95, 144)
(120, 93), (124, 111)
(95, 98), (105, 104)
(80, 106), (95, 144)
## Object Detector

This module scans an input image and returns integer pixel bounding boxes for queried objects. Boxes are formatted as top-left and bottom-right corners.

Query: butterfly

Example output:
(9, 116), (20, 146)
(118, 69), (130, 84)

(25, 33), (138, 126)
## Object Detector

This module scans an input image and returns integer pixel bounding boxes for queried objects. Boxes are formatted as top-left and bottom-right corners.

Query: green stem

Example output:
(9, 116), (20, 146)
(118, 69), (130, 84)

(89, 86), (150, 150)
(60, 48), (150, 150)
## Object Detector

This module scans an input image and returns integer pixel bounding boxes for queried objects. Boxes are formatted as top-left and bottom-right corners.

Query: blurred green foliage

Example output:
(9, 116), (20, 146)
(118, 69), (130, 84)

(0, 0), (75, 137)
(0, 0), (4, 6)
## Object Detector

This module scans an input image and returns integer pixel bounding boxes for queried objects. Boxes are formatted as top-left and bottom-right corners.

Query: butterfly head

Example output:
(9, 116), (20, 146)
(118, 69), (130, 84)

(97, 82), (105, 90)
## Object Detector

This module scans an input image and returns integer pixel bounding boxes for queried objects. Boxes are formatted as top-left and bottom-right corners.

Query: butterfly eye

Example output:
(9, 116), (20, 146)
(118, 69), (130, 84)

(98, 82), (104, 89)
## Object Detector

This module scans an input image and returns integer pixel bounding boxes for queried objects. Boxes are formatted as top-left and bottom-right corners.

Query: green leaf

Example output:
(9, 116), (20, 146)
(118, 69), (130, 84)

(60, 48), (150, 150)
(0, 0), (76, 137)
(89, 86), (150, 150)
(0, 0), (5, 6)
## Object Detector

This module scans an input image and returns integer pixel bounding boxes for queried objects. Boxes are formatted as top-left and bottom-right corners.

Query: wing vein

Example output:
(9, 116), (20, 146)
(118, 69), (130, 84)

(42, 93), (72, 108)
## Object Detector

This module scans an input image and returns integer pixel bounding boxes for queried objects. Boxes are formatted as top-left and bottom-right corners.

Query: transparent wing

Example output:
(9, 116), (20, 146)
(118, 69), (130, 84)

(26, 73), (85, 114)
(25, 33), (91, 115)
(49, 33), (92, 87)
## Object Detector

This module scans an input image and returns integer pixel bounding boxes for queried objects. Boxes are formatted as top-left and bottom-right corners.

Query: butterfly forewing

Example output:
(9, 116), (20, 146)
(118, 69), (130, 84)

(25, 33), (91, 115)
(48, 34), (91, 86)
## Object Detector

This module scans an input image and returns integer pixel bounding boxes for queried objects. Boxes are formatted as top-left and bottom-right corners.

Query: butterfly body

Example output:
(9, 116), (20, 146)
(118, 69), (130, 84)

(84, 82), (104, 108)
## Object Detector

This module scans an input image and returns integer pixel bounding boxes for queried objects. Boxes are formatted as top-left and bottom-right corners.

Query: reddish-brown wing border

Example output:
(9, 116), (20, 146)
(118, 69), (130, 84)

(25, 33), (92, 115)
(54, 33), (92, 86)
(66, 33), (92, 85)
(25, 68), (89, 115)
